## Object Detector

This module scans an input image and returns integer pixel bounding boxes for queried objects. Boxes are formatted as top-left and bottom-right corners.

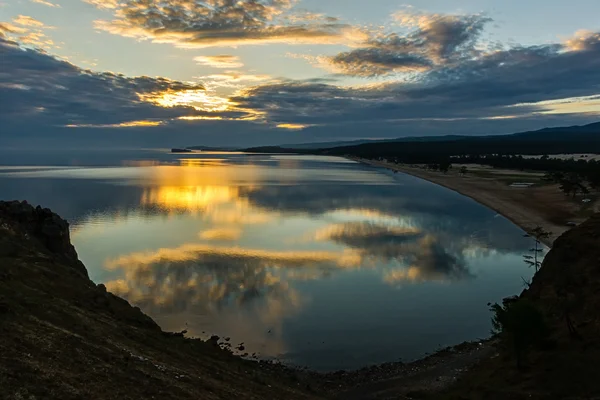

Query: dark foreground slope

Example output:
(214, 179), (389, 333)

(439, 213), (600, 400)
(0, 201), (322, 400)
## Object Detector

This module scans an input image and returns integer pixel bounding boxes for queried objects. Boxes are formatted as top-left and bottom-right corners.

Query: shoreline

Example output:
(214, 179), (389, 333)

(349, 157), (577, 247)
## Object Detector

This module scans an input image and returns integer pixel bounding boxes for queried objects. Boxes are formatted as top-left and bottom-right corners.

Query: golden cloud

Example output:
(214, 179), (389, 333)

(84, 0), (119, 9)
(138, 89), (231, 113)
(511, 95), (600, 116)
(90, 0), (368, 49)
(199, 227), (243, 241)
(275, 123), (312, 130)
(1, 15), (56, 49)
(194, 55), (244, 69)
(13, 15), (46, 27)
(65, 119), (164, 128)
(564, 30), (600, 52)
(30, 0), (61, 7)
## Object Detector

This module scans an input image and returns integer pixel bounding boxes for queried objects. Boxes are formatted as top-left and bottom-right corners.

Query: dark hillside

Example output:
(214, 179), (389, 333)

(439, 213), (600, 399)
(324, 134), (600, 161)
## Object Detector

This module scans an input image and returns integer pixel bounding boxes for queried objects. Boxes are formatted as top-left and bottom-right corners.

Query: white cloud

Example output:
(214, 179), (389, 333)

(30, 0), (61, 8)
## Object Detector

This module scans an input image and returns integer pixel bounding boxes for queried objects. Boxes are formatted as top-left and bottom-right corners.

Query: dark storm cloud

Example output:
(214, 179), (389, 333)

(233, 33), (600, 124)
(327, 14), (491, 77)
(0, 37), (207, 126)
(92, 0), (360, 48)
(329, 48), (431, 77)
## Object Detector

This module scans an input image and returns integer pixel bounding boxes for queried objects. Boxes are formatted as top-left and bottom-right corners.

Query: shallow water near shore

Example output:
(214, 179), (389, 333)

(0, 149), (535, 371)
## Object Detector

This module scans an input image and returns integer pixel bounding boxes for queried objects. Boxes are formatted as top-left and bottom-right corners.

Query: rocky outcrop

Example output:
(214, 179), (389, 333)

(525, 212), (600, 327)
(0, 200), (88, 278)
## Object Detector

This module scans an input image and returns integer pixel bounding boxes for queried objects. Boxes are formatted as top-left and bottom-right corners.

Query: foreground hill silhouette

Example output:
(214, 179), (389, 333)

(439, 212), (600, 400)
(1, 200), (599, 399)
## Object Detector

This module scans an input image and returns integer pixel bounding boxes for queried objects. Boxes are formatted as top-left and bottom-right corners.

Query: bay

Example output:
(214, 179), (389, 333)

(0, 149), (534, 371)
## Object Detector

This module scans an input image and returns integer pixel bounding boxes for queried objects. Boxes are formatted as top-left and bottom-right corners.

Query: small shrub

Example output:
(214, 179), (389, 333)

(490, 299), (549, 368)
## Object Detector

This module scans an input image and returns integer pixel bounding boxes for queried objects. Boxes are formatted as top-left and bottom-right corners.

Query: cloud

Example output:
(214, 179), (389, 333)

(0, 15), (56, 49)
(325, 50), (431, 77)
(194, 55), (244, 69)
(0, 36), (211, 127)
(66, 119), (165, 128)
(275, 123), (312, 130)
(564, 30), (600, 51)
(83, 0), (119, 9)
(91, 0), (365, 48)
(319, 12), (491, 77)
(199, 227), (243, 241)
(30, 0), (61, 7)
(0, 23), (29, 37)
(198, 72), (275, 93)
(231, 28), (600, 126)
(13, 15), (46, 27)
(2, 11), (600, 147)
(204, 72), (272, 83)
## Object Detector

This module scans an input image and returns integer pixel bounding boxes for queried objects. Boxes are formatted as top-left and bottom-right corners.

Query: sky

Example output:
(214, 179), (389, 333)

(1, 0), (599, 148)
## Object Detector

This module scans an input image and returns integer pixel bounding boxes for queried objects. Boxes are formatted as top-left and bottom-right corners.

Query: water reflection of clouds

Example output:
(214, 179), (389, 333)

(103, 223), (474, 335)
(383, 235), (472, 284)
(312, 221), (472, 284)
(104, 245), (364, 357)
(315, 222), (423, 248)
(246, 183), (530, 254)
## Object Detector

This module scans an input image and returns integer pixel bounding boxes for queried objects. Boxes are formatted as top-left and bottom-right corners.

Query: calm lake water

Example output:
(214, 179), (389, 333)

(0, 149), (534, 370)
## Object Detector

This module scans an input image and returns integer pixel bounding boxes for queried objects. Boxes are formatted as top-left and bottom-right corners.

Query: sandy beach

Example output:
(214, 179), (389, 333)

(352, 157), (598, 247)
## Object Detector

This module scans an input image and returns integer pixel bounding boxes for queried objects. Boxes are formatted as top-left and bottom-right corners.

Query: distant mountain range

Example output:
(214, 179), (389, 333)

(277, 122), (600, 150)
(279, 135), (467, 150)
(186, 145), (238, 151)
(241, 121), (600, 157)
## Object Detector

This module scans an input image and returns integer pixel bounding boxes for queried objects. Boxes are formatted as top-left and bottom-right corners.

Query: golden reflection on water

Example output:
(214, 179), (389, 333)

(141, 185), (240, 212)
(104, 244), (365, 271)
